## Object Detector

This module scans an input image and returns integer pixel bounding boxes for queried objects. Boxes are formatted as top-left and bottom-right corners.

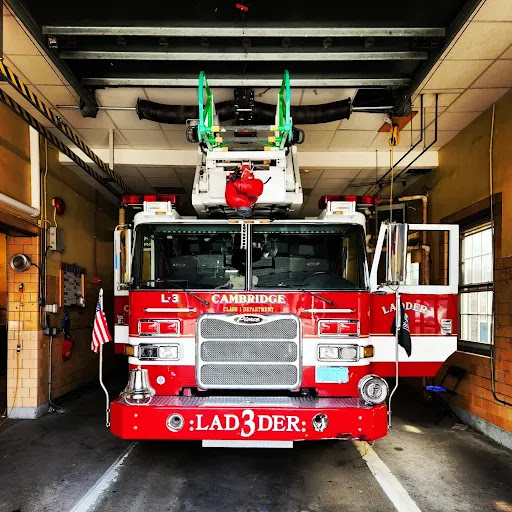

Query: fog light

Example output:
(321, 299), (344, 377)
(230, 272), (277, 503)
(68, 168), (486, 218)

(158, 345), (179, 360)
(312, 413), (329, 432)
(318, 346), (339, 360)
(166, 413), (184, 432)
(340, 346), (358, 360)
(358, 374), (389, 405)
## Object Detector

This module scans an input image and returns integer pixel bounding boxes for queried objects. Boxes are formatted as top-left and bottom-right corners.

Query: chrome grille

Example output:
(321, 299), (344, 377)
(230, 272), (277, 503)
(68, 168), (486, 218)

(200, 317), (298, 340)
(200, 364), (298, 387)
(197, 314), (301, 390)
(201, 340), (297, 362)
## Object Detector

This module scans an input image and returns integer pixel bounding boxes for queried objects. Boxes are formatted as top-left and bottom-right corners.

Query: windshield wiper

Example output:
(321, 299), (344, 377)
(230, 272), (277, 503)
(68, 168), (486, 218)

(301, 289), (335, 306)
(138, 279), (210, 307)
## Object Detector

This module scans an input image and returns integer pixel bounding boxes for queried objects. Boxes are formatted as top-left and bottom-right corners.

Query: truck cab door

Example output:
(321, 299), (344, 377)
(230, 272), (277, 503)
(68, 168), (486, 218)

(114, 227), (132, 351)
(369, 223), (459, 377)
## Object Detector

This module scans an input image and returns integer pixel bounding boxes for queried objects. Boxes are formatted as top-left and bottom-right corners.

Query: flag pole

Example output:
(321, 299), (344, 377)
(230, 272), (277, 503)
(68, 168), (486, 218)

(98, 288), (111, 427)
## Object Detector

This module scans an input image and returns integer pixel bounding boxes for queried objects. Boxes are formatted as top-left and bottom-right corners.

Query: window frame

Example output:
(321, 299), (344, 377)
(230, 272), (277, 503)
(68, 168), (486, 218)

(458, 222), (493, 355)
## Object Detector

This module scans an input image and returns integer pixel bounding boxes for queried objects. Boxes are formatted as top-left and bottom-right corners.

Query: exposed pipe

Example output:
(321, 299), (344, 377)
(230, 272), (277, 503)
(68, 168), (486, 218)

(0, 126), (40, 217)
(136, 97), (352, 125)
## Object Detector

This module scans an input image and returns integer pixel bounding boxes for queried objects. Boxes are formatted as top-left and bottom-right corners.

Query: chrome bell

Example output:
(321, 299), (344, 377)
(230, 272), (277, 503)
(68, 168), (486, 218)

(122, 366), (155, 405)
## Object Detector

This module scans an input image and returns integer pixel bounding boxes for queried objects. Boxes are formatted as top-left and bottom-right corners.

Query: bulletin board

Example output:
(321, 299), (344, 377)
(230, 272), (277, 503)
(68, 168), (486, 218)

(60, 263), (86, 307)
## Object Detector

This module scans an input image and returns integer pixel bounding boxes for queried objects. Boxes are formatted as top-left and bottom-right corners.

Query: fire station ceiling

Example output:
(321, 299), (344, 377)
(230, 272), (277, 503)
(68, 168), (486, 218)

(1, 0), (511, 211)
(5, 0), (480, 113)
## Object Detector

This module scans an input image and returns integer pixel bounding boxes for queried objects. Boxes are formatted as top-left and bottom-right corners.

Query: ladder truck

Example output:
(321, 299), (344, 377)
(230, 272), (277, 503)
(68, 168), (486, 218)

(110, 72), (459, 448)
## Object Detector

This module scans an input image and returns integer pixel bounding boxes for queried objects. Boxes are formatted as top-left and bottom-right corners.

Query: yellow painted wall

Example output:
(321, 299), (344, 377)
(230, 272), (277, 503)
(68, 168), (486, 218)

(0, 102), (31, 205)
(41, 147), (119, 399)
(407, 90), (512, 432)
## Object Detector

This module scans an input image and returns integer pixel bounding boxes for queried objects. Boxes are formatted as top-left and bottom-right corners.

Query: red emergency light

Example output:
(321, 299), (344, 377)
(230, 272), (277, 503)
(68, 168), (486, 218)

(318, 195), (379, 209)
(122, 194), (178, 205)
(318, 320), (359, 336)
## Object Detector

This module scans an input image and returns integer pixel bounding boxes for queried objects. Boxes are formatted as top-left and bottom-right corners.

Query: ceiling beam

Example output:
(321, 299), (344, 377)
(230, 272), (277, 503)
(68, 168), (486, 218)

(5, 0), (99, 117)
(59, 148), (438, 170)
(60, 49), (428, 61)
(43, 25), (446, 38)
(82, 76), (410, 87)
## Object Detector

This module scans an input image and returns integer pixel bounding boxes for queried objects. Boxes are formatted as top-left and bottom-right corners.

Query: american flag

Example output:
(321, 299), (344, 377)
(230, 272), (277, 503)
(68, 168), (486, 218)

(91, 299), (112, 353)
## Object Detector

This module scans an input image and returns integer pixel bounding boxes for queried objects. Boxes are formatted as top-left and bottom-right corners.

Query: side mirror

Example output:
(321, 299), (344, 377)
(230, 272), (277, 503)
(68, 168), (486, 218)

(115, 227), (132, 288)
(385, 223), (407, 285)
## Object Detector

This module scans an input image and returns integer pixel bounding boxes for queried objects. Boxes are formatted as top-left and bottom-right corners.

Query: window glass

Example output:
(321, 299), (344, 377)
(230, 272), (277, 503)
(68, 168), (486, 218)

(133, 224), (244, 290)
(459, 225), (493, 345)
(251, 224), (367, 290)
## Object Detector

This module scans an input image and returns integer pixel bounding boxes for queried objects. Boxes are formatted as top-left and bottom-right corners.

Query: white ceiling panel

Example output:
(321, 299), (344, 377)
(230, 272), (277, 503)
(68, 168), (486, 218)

(96, 88), (147, 107)
(8, 55), (62, 86)
(119, 176), (154, 193)
(60, 110), (116, 129)
(320, 169), (364, 179)
(329, 130), (376, 149)
(121, 129), (170, 149)
(447, 88), (509, 112)
(472, 59), (512, 87)
(296, 121), (340, 131)
(300, 88), (356, 105)
(445, 22), (512, 60)
(107, 109), (158, 130)
(339, 113), (386, 131)
(413, 93), (463, 108)
(163, 130), (194, 150)
(25, 108), (54, 128)
(411, 106), (447, 130)
(160, 123), (187, 131)
(113, 166), (142, 177)
(354, 168), (388, 180)
(474, 0), (512, 21)
(36, 85), (78, 106)
(423, 60), (493, 90)
(145, 177), (183, 187)
(175, 167), (196, 178)
(500, 45), (512, 59)
(437, 111), (482, 131)
(137, 166), (177, 178)
(2, 16), (40, 55)
(77, 128), (127, 148)
(298, 131), (335, 150)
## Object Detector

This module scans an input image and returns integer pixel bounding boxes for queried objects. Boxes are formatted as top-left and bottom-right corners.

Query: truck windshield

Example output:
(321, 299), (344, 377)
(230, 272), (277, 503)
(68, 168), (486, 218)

(133, 224), (245, 290)
(251, 224), (367, 290)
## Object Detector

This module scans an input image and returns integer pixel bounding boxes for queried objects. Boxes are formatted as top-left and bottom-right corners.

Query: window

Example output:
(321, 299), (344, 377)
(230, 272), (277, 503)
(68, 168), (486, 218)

(459, 224), (493, 349)
(251, 224), (368, 290)
(133, 223), (245, 290)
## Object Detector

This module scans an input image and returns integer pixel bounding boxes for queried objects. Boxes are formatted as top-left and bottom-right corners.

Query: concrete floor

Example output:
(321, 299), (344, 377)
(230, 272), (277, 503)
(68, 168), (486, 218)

(0, 381), (511, 512)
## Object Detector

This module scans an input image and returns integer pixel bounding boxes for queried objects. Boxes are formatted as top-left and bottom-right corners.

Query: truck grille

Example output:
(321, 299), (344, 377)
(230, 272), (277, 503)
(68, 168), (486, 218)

(197, 315), (301, 390)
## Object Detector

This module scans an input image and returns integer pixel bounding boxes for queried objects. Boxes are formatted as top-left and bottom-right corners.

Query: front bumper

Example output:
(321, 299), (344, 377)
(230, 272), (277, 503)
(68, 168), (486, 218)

(110, 396), (388, 442)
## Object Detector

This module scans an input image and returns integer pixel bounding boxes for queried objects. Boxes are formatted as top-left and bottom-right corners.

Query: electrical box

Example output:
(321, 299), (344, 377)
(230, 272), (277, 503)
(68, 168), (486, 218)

(49, 227), (64, 252)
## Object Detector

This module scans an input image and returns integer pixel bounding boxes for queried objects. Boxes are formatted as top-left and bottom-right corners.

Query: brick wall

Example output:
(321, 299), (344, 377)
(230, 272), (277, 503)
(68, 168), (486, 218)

(6, 235), (46, 413)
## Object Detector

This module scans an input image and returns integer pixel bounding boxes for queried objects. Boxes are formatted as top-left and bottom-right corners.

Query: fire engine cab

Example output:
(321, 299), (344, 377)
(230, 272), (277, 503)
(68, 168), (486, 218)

(110, 72), (459, 448)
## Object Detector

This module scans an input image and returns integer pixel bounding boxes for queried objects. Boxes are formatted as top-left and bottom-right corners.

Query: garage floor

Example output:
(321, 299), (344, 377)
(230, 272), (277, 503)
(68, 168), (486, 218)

(1, 382), (511, 512)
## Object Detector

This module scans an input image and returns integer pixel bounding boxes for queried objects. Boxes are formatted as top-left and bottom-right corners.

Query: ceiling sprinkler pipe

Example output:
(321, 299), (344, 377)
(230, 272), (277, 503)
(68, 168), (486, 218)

(136, 98), (352, 125)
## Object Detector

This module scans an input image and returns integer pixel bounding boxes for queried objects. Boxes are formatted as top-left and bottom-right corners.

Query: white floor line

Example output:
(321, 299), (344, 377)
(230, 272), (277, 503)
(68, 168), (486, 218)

(69, 441), (137, 512)
(353, 441), (422, 512)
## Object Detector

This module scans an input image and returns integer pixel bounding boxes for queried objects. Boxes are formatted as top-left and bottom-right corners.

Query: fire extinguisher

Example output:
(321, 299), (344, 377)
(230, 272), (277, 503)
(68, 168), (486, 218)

(61, 310), (73, 361)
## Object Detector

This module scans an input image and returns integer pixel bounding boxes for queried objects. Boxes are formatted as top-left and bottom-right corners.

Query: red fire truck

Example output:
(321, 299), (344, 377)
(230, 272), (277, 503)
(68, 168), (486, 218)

(109, 72), (459, 448)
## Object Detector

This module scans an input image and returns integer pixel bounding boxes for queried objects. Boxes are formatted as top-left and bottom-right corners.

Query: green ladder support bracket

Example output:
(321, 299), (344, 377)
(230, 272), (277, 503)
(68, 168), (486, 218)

(197, 70), (293, 150)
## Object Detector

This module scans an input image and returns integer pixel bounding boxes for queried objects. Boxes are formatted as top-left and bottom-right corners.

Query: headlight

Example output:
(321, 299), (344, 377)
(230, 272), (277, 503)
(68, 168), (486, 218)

(340, 346), (358, 360)
(358, 374), (389, 405)
(319, 346), (339, 360)
(158, 345), (179, 360)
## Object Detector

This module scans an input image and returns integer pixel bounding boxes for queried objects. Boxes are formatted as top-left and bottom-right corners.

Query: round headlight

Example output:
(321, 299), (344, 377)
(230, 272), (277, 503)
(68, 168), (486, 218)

(340, 346), (358, 360)
(358, 374), (389, 405)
